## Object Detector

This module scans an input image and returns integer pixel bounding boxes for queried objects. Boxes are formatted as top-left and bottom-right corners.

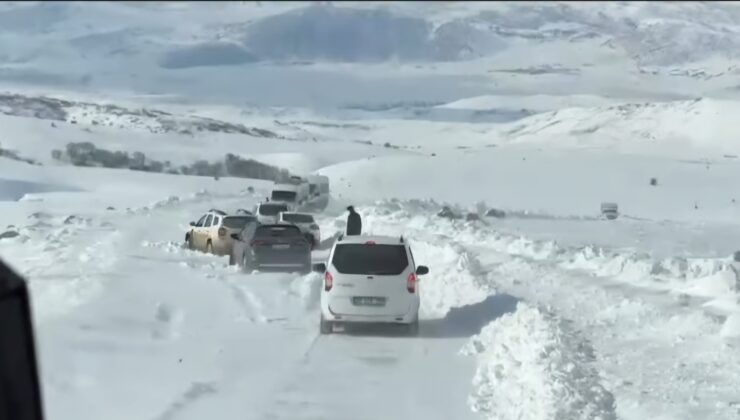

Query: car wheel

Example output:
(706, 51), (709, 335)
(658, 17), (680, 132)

(206, 241), (213, 254)
(186, 233), (194, 250)
(320, 315), (332, 335)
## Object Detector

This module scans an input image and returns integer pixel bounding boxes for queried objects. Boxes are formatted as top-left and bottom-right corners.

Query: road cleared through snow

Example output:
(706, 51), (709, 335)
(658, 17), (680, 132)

(23, 190), (485, 420)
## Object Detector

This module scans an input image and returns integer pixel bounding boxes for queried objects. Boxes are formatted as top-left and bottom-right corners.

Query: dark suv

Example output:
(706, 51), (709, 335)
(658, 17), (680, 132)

(230, 224), (312, 273)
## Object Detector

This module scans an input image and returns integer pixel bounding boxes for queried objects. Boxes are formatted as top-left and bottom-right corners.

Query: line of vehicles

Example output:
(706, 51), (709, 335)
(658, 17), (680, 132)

(185, 175), (328, 273)
(184, 174), (430, 336)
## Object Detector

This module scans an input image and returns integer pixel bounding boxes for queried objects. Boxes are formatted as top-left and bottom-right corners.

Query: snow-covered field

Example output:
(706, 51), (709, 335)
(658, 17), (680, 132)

(3, 2), (740, 420)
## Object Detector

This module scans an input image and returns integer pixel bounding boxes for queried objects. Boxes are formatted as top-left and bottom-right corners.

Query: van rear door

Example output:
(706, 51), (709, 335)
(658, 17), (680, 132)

(327, 243), (413, 316)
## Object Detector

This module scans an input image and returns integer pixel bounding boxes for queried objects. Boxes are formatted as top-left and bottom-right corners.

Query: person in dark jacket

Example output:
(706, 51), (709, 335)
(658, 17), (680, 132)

(346, 206), (362, 236)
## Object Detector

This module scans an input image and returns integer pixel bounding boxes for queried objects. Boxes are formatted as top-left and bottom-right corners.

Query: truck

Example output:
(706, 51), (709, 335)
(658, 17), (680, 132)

(600, 202), (619, 220)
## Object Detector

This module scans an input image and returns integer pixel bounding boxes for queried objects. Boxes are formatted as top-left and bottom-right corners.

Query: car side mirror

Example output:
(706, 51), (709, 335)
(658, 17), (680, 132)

(312, 263), (326, 273)
(416, 265), (429, 275)
(189, 221), (196, 226)
(230, 233), (240, 241)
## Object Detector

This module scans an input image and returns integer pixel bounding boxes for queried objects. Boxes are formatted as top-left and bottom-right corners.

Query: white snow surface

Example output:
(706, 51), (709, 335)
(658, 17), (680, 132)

(2, 89), (740, 419)
(2, 3), (740, 419)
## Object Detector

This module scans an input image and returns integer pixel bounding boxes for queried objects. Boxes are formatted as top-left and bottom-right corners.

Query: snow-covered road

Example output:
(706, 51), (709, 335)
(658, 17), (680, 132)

(3, 163), (739, 420)
(27, 192), (482, 420)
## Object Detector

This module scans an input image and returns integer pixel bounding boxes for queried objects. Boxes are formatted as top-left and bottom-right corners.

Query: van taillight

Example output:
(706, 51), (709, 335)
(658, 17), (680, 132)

(407, 272), (417, 293)
(324, 271), (334, 292)
(218, 227), (226, 237)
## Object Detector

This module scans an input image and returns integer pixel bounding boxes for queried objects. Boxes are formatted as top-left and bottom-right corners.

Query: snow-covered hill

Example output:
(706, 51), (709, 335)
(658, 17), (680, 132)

(497, 98), (740, 156)
(3, 2), (740, 109)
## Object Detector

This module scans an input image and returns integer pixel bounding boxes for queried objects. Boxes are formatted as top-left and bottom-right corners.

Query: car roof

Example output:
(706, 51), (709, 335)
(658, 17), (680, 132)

(208, 209), (226, 215)
(336, 235), (406, 246)
(259, 202), (288, 207)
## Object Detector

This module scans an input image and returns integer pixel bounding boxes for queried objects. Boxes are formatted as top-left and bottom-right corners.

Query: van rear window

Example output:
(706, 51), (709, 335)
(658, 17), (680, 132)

(282, 213), (314, 224)
(271, 191), (297, 202)
(255, 225), (302, 238)
(331, 244), (408, 275)
(223, 216), (255, 229)
(259, 204), (288, 216)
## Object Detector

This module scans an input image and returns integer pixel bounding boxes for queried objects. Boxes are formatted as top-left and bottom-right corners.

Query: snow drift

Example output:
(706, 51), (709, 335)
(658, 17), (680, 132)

(359, 199), (740, 314)
(462, 302), (617, 420)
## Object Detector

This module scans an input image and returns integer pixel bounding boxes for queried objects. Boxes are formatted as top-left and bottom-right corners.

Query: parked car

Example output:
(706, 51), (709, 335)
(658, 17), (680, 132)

(277, 211), (320, 248)
(254, 202), (289, 224)
(186, 210), (257, 255)
(313, 234), (429, 335)
(231, 224), (312, 273)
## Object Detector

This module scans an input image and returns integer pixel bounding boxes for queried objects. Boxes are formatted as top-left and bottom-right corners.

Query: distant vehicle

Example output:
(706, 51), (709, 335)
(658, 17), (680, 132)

(254, 202), (290, 224)
(186, 210), (257, 255)
(285, 176), (310, 203)
(287, 175), (304, 185)
(270, 183), (300, 210)
(313, 235), (429, 335)
(307, 175), (330, 198)
(601, 202), (619, 220)
(277, 211), (321, 248)
(231, 224), (312, 273)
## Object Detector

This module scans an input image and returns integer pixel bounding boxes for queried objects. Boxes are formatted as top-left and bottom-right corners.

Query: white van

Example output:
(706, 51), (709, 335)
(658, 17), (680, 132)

(313, 234), (429, 335)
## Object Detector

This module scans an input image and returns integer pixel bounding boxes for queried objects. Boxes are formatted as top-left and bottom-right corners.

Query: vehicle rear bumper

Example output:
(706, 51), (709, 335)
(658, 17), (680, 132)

(321, 303), (419, 324)
(253, 250), (310, 271)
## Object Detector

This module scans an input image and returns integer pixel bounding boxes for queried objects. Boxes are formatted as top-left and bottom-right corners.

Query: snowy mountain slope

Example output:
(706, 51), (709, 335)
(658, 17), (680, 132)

(4, 2), (740, 111)
(497, 98), (740, 156)
(0, 93), (408, 174)
(437, 93), (630, 114)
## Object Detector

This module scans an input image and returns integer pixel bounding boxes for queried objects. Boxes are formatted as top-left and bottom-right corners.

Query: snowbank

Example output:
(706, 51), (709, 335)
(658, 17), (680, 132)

(461, 302), (617, 420)
(361, 199), (740, 316)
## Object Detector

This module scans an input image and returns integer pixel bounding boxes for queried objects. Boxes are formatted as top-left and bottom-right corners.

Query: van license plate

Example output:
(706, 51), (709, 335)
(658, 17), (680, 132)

(352, 297), (386, 307)
(272, 244), (290, 250)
